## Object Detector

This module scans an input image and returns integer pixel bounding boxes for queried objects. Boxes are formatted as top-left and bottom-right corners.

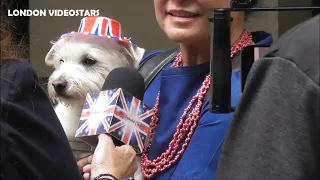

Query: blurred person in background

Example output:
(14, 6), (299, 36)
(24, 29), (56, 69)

(215, 14), (320, 180)
(0, 1), (83, 179)
(197, 1), (319, 179)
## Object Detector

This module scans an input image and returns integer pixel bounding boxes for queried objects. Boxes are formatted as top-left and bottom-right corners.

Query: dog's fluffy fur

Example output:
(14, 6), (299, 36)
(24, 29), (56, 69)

(45, 34), (145, 179)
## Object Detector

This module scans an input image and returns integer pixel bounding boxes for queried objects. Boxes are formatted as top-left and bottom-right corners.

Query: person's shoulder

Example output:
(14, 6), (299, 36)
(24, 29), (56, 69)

(265, 15), (319, 85)
(138, 48), (180, 71)
(1, 59), (36, 75)
(0, 60), (82, 179)
(138, 50), (166, 68)
(268, 15), (319, 52)
(280, 15), (319, 41)
(1, 59), (40, 101)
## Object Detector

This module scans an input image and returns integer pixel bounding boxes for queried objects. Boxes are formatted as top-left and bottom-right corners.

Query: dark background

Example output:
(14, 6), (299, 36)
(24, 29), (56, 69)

(313, 0), (320, 16)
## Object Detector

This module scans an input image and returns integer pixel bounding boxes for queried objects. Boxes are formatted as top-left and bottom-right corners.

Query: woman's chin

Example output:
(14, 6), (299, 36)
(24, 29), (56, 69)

(168, 36), (187, 44)
(164, 26), (210, 45)
(166, 32), (206, 46)
(165, 30), (193, 44)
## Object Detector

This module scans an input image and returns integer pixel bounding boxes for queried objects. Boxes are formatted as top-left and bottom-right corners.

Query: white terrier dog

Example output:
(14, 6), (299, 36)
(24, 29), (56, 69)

(45, 17), (145, 179)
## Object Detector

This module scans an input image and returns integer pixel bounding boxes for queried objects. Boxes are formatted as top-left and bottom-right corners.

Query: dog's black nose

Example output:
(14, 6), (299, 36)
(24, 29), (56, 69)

(52, 78), (67, 94)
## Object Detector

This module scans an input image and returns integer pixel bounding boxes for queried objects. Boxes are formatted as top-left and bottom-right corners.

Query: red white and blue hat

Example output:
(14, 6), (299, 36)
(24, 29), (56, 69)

(61, 16), (134, 45)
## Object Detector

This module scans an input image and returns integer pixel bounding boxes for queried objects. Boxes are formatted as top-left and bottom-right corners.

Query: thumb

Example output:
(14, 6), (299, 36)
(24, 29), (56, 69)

(93, 134), (115, 160)
(97, 134), (115, 149)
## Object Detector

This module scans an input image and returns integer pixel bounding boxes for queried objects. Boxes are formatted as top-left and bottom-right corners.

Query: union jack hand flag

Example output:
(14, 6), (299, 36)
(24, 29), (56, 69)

(75, 89), (119, 137)
(75, 88), (154, 153)
(108, 89), (153, 153)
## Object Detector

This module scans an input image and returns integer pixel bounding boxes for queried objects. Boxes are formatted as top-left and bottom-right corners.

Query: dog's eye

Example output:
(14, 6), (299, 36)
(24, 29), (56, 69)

(82, 58), (97, 66)
(60, 59), (64, 64)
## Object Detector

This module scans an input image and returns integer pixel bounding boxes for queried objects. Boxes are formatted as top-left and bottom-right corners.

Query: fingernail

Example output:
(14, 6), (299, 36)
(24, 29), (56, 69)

(83, 173), (90, 180)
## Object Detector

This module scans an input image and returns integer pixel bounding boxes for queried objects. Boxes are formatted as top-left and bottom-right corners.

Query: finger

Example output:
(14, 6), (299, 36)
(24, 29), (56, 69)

(118, 145), (137, 156)
(97, 134), (115, 149)
(90, 134), (115, 170)
(87, 155), (93, 163)
(77, 157), (89, 170)
(83, 164), (91, 173)
(92, 134), (115, 161)
(83, 173), (90, 180)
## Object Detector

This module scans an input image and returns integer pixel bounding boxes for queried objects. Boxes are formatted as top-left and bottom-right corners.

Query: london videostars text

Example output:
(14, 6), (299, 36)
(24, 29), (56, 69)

(8, 9), (100, 17)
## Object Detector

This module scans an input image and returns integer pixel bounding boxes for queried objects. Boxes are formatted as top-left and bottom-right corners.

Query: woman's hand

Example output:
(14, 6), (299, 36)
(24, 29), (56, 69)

(77, 156), (91, 173)
(82, 156), (93, 180)
(83, 134), (138, 180)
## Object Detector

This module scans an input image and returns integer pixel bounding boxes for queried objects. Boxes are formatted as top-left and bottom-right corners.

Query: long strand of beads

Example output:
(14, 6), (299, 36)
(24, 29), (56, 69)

(141, 30), (253, 179)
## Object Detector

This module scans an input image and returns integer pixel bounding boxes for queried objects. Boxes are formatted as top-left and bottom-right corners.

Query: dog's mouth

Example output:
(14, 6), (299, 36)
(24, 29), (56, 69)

(56, 92), (84, 100)
(52, 90), (77, 100)
(52, 93), (83, 107)
(49, 84), (87, 101)
(57, 93), (73, 99)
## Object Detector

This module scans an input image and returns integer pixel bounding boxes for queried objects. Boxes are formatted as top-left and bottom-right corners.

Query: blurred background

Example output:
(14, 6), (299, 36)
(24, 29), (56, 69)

(4, 0), (320, 78)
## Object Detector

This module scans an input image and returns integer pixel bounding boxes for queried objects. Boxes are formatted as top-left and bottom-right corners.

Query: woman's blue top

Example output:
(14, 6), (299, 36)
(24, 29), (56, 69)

(140, 32), (273, 180)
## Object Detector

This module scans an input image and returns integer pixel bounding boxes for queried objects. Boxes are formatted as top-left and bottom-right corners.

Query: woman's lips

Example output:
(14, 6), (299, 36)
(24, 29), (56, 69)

(167, 9), (200, 18)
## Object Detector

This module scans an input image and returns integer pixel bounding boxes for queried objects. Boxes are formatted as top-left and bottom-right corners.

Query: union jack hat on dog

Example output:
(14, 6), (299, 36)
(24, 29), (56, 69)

(61, 16), (133, 44)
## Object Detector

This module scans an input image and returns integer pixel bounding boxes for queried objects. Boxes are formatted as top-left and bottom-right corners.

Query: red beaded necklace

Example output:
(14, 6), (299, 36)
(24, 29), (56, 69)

(141, 30), (253, 179)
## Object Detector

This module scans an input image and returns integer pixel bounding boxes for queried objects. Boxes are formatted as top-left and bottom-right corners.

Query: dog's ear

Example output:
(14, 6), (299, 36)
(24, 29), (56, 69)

(131, 46), (145, 62)
(45, 41), (57, 66)
(130, 46), (145, 68)
(117, 41), (146, 68)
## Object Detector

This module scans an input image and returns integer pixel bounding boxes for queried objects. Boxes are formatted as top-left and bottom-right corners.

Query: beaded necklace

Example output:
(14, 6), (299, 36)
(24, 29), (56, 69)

(141, 30), (253, 179)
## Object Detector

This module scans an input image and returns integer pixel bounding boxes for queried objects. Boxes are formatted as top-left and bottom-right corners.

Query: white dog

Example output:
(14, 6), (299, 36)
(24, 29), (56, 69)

(45, 17), (145, 179)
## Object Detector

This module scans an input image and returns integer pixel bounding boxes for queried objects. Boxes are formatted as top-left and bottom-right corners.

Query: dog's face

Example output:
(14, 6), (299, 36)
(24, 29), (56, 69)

(45, 34), (145, 105)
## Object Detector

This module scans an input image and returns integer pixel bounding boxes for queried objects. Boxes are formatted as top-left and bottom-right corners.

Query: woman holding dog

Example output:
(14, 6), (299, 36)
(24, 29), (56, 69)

(138, 0), (271, 179)
(1, 0), (275, 179)
(82, 0), (273, 179)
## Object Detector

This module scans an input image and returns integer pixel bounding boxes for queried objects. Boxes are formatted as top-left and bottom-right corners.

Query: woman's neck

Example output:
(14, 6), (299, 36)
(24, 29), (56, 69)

(181, 15), (245, 67)
(180, 41), (210, 67)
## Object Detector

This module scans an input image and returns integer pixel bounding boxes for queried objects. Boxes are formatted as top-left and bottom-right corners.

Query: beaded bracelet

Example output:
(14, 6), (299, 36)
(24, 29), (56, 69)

(93, 173), (118, 180)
